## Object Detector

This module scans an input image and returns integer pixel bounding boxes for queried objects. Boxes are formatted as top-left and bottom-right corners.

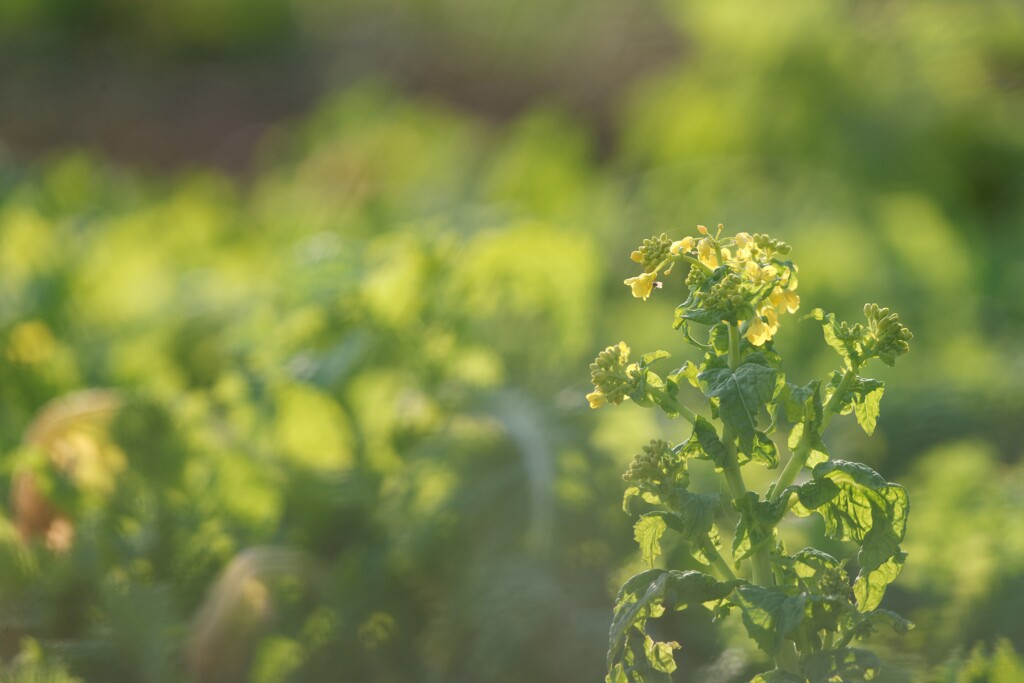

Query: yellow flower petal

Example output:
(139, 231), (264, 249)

(670, 236), (695, 255)
(745, 317), (771, 346)
(586, 391), (607, 409)
(624, 272), (657, 300)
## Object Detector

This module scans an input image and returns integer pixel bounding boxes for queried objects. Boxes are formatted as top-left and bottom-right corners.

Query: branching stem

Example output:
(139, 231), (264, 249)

(768, 365), (859, 503)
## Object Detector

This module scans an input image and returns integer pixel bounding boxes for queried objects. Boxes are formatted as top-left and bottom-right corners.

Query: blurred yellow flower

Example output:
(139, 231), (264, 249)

(586, 391), (607, 409)
(745, 316), (771, 346)
(624, 271), (658, 300)
(670, 236), (695, 255)
(769, 287), (800, 314)
(697, 238), (718, 268)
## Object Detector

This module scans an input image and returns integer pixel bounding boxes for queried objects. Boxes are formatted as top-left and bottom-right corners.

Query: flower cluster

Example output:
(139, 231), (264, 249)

(623, 226), (800, 347)
(622, 439), (686, 492)
(586, 341), (638, 408)
(863, 304), (914, 366)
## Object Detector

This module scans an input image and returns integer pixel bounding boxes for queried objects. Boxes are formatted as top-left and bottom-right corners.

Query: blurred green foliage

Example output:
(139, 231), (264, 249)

(0, 1), (1023, 681)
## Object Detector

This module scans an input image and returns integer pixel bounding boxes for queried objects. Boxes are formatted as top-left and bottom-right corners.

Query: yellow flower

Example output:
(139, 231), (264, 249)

(745, 316), (771, 346)
(697, 224), (709, 235)
(735, 232), (752, 249)
(697, 238), (718, 268)
(624, 271), (658, 300)
(761, 305), (780, 336)
(670, 236), (695, 255)
(586, 391), (607, 409)
(630, 250), (643, 263)
(769, 287), (800, 314)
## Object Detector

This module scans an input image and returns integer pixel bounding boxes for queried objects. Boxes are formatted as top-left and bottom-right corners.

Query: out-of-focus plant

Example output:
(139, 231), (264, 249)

(589, 226), (914, 682)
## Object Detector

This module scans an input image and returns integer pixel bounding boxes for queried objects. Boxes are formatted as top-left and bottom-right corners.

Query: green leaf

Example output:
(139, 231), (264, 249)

(802, 648), (880, 683)
(607, 570), (739, 683)
(669, 361), (701, 389)
(635, 515), (669, 567)
(732, 493), (789, 562)
(640, 350), (672, 367)
(809, 309), (866, 368)
(644, 635), (679, 673)
(792, 461), (908, 611)
(699, 357), (781, 451)
(752, 430), (779, 469)
(735, 584), (806, 656)
(791, 548), (843, 582)
(751, 671), (805, 683)
(680, 416), (730, 469)
(635, 495), (719, 567)
(787, 423), (830, 468)
(844, 608), (914, 641)
(779, 380), (823, 427)
(851, 381), (884, 436)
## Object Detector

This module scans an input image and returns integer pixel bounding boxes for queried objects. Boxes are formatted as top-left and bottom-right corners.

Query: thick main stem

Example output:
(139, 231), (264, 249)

(769, 366), (859, 503)
(719, 324), (748, 501)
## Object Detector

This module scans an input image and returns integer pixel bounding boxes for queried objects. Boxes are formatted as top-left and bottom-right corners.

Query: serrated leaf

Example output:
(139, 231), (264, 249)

(670, 361), (702, 389)
(845, 608), (914, 640)
(802, 648), (880, 683)
(608, 570), (739, 682)
(623, 486), (641, 513)
(635, 515), (669, 567)
(735, 584), (806, 656)
(792, 461), (908, 611)
(791, 548), (843, 581)
(780, 380), (823, 426)
(644, 635), (679, 673)
(752, 430), (779, 468)
(787, 423), (830, 468)
(641, 350), (672, 367)
(852, 382), (884, 436)
(732, 493), (789, 562)
(681, 416), (730, 469)
(699, 358), (780, 451)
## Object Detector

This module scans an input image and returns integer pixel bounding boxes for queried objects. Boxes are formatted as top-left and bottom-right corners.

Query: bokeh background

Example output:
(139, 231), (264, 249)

(1, 1), (1023, 681)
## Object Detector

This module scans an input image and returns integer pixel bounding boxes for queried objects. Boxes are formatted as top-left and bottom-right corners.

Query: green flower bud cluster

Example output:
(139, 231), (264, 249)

(698, 272), (750, 320)
(685, 264), (710, 288)
(751, 233), (792, 257)
(631, 233), (674, 273)
(622, 439), (687, 493)
(587, 342), (638, 408)
(818, 565), (854, 601)
(864, 304), (913, 366)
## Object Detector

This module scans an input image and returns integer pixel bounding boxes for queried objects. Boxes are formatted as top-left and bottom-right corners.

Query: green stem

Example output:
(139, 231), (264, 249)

(645, 386), (697, 425)
(702, 538), (738, 582)
(674, 253), (714, 275)
(769, 366), (859, 503)
(718, 324), (748, 502)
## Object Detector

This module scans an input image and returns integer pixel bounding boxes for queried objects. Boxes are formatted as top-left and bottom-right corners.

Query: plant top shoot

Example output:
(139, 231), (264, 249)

(588, 225), (913, 683)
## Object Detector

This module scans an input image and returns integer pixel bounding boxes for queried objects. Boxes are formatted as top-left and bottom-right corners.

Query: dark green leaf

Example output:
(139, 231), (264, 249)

(608, 570), (739, 682)
(802, 648), (880, 683)
(732, 493), (789, 562)
(699, 358), (780, 450)
(735, 584), (806, 655)
(844, 608), (914, 640)
(681, 416), (730, 470)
